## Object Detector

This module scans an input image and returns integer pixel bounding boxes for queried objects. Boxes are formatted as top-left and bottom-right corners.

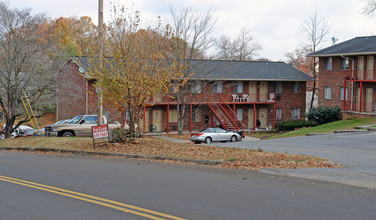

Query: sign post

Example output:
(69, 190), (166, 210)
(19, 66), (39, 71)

(92, 124), (109, 149)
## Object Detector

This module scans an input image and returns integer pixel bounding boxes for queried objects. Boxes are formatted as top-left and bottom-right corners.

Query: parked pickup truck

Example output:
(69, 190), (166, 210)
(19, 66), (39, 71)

(53, 115), (121, 137)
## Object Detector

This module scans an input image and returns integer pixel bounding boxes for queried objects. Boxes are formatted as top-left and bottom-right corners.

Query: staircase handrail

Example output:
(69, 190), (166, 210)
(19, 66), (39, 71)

(207, 103), (232, 129)
(219, 97), (247, 130)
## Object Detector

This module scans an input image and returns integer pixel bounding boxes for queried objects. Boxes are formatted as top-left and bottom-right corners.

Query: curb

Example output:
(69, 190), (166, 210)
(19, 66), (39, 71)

(333, 130), (370, 134)
(0, 147), (224, 166)
(305, 133), (332, 136)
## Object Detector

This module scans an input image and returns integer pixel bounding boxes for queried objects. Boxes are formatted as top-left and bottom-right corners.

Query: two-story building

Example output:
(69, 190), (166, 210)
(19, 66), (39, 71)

(57, 57), (312, 133)
(309, 36), (376, 119)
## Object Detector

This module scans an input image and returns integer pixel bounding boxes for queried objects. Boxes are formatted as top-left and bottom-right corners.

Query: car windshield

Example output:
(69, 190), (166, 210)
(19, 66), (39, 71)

(54, 120), (65, 125)
(62, 120), (71, 124)
(68, 115), (84, 124)
(201, 128), (215, 133)
(214, 128), (226, 133)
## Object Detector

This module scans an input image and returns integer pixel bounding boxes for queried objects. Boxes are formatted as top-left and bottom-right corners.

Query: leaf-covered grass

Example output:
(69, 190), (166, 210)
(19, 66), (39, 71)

(268, 118), (376, 139)
(0, 136), (340, 170)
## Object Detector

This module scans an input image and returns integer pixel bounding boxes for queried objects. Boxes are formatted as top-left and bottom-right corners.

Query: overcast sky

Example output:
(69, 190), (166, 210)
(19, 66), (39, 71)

(8, 0), (376, 61)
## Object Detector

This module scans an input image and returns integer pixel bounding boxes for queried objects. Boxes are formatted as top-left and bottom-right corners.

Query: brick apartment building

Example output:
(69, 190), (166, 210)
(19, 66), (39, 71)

(57, 57), (312, 133)
(309, 36), (376, 119)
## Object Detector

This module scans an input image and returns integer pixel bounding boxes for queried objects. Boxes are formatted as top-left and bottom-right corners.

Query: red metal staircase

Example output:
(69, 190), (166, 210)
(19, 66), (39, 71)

(208, 102), (246, 132)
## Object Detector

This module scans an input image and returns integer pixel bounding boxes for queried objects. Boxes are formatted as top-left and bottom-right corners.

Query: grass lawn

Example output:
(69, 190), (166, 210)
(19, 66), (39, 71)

(0, 136), (339, 170)
(269, 118), (376, 139)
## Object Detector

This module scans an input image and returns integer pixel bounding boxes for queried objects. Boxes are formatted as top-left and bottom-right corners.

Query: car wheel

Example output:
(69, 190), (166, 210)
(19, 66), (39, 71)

(230, 135), (237, 142)
(205, 137), (212, 144)
(62, 131), (74, 137)
(0, 134), (5, 139)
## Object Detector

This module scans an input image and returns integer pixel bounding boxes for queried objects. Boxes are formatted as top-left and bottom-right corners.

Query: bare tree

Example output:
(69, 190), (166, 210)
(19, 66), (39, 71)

(169, 4), (217, 135)
(0, 2), (53, 138)
(216, 28), (261, 61)
(302, 9), (330, 110)
(362, 0), (376, 16)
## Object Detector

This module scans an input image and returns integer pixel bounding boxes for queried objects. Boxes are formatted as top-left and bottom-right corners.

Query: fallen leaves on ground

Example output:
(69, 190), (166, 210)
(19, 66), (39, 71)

(0, 136), (341, 170)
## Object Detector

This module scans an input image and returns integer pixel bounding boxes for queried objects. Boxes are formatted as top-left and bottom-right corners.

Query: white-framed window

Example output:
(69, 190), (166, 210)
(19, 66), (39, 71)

(233, 81), (243, 93)
(275, 108), (282, 120)
(235, 108), (243, 120)
(341, 58), (349, 70)
(291, 108), (300, 120)
(324, 87), (331, 100)
(169, 109), (178, 122)
(340, 87), (348, 101)
(190, 81), (202, 93)
(192, 110), (201, 122)
(325, 57), (332, 70)
(212, 82), (223, 93)
(272, 82), (282, 93)
(292, 82), (300, 93)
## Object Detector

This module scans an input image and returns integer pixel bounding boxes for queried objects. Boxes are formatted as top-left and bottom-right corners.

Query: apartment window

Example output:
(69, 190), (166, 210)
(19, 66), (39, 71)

(235, 108), (243, 120)
(233, 81), (243, 93)
(192, 110), (201, 122)
(340, 87), (348, 101)
(212, 82), (223, 93)
(324, 87), (331, 99)
(341, 58), (349, 70)
(169, 109), (178, 122)
(272, 82), (282, 93)
(190, 81), (202, 93)
(291, 108), (300, 120)
(325, 57), (332, 70)
(275, 108), (282, 120)
(292, 82), (300, 93)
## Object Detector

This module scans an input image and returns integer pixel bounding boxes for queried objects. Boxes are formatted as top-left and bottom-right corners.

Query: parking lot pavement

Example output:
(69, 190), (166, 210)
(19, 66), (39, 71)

(213, 132), (376, 189)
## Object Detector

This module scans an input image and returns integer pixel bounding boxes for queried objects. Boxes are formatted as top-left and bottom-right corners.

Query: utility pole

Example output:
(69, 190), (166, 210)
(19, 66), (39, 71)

(97, 0), (103, 125)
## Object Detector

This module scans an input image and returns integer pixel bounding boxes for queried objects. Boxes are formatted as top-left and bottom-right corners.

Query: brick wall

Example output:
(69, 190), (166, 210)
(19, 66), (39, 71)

(58, 61), (308, 132)
(57, 60), (86, 121)
(137, 81), (307, 132)
(317, 56), (376, 114)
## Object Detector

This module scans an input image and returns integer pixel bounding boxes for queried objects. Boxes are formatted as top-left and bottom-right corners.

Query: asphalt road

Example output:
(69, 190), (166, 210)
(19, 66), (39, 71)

(213, 131), (376, 189)
(1, 151), (376, 219)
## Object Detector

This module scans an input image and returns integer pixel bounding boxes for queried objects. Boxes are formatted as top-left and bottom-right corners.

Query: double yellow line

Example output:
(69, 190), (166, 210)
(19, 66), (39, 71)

(0, 175), (185, 220)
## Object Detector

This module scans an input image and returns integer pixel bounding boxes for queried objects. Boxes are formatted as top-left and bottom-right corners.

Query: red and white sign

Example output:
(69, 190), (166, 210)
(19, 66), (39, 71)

(92, 124), (109, 140)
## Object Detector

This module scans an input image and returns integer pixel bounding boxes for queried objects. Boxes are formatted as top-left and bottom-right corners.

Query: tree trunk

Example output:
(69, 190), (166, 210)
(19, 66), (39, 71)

(309, 80), (316, 110)
(3, 117), (15, 138)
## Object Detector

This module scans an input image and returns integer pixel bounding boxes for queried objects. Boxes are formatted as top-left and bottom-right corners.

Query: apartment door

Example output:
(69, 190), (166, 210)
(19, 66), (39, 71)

(248, 81), (257, 102)
(248, 108), (254, 129)
(152, 109), (162, 132)
(357, 56), (364, 80)
(139, 110), (150, 132)
(367, 56), (374, 80)
(260, 82), (268, 101)
(366, 88), (373, 112)
(356, 88), (360, 111)
(259, 107), (267, 129)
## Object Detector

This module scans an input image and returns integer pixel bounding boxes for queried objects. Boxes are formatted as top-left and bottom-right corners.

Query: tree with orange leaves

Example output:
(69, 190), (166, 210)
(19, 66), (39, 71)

(86, 6), (186, 136)
(51, 16), (97, 57)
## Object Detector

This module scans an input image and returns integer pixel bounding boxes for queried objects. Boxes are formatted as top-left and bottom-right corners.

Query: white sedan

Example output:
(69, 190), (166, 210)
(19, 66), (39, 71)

(190, 128), (242, 144)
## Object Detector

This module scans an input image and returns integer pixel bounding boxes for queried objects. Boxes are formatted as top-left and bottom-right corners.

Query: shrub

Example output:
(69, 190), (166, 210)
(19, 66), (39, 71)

(306, 106), (340, 125)
(277, 120), (317, 132)
(111, 127), (139, 143)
